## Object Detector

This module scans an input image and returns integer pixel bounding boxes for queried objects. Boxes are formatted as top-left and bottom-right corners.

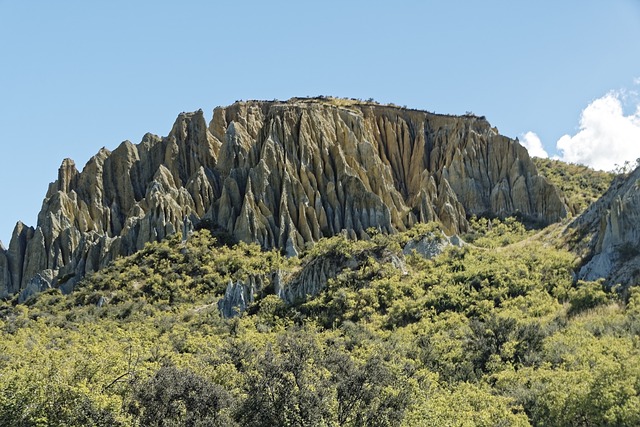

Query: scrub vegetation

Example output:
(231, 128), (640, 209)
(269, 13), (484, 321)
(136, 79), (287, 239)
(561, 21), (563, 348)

(533, 157), (615, 215)
(1, 214), (639, 426)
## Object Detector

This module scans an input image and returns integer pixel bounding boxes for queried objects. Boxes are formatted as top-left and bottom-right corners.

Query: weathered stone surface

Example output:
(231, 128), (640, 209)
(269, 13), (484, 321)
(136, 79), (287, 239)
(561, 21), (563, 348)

(217, 272), (280, 318)
(18, 270), (55, 303)
(0, 242), (9, 299)
(277, 243), (407, 307)
(277, 253), (358, 305)
(403, 232), (464, 259)
(218, 278), (256, 318)
(6, 222), (34, 295)
(0, 99), (567, 298)
(568, 166), (640, 286)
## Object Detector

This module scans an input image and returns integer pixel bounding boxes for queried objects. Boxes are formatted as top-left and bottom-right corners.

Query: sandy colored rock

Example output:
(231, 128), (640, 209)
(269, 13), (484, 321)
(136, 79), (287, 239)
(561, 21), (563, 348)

(568, 166), (640, 286)
(7, 221), (34, 294)
(0, 98), (567, 298)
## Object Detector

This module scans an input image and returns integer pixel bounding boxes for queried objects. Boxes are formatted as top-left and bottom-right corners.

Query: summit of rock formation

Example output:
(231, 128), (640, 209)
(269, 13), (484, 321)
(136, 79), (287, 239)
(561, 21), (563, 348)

(0, 97), (567, 299)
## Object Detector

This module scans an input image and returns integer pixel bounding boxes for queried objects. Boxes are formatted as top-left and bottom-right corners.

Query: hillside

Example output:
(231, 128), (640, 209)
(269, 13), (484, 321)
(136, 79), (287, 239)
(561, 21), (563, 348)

(0, 97), (566, 301)
(1, 98), (638, 426)
(1, 220), (639, 426)
(532, 157), (615, 216)
(563, 164), (640, 287)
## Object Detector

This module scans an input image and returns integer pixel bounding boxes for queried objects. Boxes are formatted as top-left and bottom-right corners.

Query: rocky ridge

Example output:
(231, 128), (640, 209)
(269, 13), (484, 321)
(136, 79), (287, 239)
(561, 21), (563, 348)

(0, 98), (567, 299)
(568, 165), (640, 286)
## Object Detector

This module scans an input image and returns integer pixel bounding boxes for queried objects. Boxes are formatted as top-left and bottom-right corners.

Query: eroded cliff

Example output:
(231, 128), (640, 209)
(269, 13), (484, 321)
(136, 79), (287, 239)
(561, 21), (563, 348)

(567, 165), (640, 286)
(0, 98), (567, 299)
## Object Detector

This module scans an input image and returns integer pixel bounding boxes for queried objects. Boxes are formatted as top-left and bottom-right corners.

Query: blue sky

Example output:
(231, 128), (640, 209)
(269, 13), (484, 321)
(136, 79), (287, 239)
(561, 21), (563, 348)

(1, 0), (639, 243)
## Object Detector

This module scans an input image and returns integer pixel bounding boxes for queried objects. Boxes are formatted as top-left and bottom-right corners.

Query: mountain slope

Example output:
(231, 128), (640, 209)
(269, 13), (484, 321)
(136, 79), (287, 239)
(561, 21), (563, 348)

(0, 97), (567, 299)
(565, 165), (640, 286)
(532, 157), (614, 216)
(2, 220), (639, 426)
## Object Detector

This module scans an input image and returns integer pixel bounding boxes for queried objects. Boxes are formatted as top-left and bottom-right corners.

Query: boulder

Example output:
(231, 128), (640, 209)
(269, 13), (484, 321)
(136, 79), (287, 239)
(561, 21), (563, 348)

(403, 232), (464, 259)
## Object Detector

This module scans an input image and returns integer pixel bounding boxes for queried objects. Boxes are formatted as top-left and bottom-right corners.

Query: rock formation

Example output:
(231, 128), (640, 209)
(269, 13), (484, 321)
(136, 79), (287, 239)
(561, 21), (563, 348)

(218, 276), (262, 319)
(402, 232), (465, 259)
(0, 242), (10, 299)
(0, 98), (567, 299)
(568, 166), (640, 286)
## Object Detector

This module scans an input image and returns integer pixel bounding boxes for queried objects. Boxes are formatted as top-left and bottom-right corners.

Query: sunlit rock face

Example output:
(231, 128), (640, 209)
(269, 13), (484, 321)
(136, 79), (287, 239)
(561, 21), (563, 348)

(569, 166), (640, 287)
(0, 98), (567, 297)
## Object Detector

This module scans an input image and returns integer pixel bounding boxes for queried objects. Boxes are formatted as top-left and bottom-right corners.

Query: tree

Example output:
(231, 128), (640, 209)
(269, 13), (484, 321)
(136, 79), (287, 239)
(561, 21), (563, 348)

(236, 331), (333, 427)
(128, 365), (236, 427)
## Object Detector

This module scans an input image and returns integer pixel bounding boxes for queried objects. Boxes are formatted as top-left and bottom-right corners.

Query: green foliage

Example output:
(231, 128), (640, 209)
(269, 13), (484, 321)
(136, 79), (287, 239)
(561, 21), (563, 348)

(568, 280), (610, 316)
(0, 220), (639, 425)
(236, 330), (334, 427)
(533, 157), (615, 215)
(389, 221), (442, 246)
(405, 380), (530, 426)
(127, 365), (235, 426)
(495, 307), (640, 426)
(73, 229), (286, 307)
(464, 216), (532, 248)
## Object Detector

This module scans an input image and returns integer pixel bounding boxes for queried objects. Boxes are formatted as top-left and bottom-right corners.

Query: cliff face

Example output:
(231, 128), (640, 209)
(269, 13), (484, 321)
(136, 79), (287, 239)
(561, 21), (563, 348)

(0, 98), (567, 299)
(568, 166), (640, 286)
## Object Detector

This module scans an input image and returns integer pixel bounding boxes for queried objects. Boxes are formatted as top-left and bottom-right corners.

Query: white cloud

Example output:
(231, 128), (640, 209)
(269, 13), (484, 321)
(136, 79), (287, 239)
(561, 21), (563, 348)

(520, 131), (549, 158)
(634, 76), (640, 86)
(556, 92), (640, 171)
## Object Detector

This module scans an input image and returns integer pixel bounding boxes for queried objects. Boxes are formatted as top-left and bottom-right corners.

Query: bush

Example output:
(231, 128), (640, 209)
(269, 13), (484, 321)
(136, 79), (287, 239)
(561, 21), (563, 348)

(128, 366), (236, 427)
(568, 280), (609, 316)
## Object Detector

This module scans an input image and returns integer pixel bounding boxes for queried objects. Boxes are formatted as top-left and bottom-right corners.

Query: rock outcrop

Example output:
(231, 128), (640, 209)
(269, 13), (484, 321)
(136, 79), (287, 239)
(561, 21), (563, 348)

(0, 98), (567, 298)
(0, 242), (10, 299)
(568, 166), (640, 286)
(402, 232), (465, 259)
(218, 277), (261, 318)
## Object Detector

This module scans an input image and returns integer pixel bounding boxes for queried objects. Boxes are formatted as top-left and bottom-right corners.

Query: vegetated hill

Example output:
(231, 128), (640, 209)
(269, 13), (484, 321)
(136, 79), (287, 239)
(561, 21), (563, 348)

(528, 158), (640, 290)
(0, 97), (567, 301)
(2, 220), (640, 426)
(532, 157), (615, 215)
(3, 97), (639, 426)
